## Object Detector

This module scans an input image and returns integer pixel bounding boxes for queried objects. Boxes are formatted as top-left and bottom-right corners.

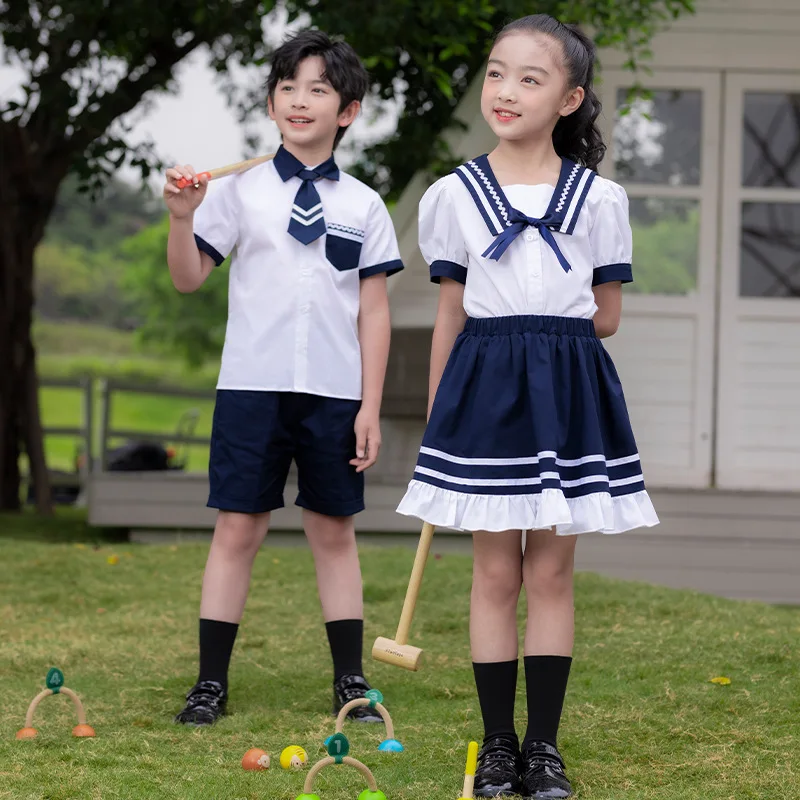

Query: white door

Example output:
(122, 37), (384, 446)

(716, 73), (800, 490)
(599, 71), (722, 488)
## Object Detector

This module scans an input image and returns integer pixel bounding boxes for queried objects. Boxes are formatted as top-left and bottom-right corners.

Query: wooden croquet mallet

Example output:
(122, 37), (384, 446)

(174, 153), (276, 189)
(458, 741), (479, 799)
(372, 521), (435, 671)
(16, 668), (95, 740)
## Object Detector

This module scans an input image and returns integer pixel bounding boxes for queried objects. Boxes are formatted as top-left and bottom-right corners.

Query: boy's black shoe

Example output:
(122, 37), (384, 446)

(521, 741), (572, 799)
(474, 735), (523, 797)
(174, 680), (227, 726)
(332, 674), (383, 723)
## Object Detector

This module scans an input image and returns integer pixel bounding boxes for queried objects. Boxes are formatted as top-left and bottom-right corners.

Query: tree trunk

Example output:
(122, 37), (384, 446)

(0, 124), (64, 512)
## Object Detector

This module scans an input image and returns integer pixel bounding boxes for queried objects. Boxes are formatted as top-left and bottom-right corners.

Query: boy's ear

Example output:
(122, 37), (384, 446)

(267, 94), (276, 120)
(338, 100), (361, 128)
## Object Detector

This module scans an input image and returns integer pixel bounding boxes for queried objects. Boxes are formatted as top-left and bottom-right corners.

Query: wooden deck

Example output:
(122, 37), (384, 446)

(89, 472), (800, 605)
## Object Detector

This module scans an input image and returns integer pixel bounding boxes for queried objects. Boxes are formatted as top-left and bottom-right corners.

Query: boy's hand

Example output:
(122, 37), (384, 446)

(350, 408), (381, 473)
(163, 164), (208, 219)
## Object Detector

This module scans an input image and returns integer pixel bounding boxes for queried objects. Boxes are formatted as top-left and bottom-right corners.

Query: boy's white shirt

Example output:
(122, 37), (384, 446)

(193, 156), (403, 401)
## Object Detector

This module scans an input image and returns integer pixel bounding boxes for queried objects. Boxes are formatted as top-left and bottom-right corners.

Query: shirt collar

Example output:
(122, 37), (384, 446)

(273, 144), (340, 182)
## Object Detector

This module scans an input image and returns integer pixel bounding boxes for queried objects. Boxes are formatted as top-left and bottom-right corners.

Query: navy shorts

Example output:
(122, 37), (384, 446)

(208, 390), (365, 517)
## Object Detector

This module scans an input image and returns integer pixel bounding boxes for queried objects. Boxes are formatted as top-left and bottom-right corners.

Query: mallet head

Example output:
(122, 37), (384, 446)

(371, 637), (423, 671)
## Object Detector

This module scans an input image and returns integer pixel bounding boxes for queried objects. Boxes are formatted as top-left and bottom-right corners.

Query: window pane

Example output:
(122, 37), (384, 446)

(628, 198), (699, 295)
(614, 90), (702, 186)
(740, 203), (800, 297)
(742, 92), (800, 188)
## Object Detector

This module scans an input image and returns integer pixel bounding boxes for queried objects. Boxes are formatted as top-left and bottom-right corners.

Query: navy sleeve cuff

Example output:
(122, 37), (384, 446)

(592, 263), (633, 286)
(359, 259), (404, 279)
(430, 260), (467, 285)
(194, 234), (225, 267)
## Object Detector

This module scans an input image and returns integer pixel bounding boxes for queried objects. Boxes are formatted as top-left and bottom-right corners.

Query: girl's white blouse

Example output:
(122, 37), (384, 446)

(419, 171), (633, 320)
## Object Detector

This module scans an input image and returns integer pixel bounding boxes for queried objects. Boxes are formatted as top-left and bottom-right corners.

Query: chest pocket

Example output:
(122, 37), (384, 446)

(325, 223), (365, 271)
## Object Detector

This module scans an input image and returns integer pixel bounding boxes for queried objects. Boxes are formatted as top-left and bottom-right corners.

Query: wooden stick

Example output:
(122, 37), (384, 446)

(23, 686), (88, 727)
(61, 687), (88, 725)
(175, 153), (276, 189)
(24, 689), (52, 728)
(396, 521), (436, 645)
(459, 741), (480, 799)
(334, 699), (394, 740)
(302, 755), (378, 793)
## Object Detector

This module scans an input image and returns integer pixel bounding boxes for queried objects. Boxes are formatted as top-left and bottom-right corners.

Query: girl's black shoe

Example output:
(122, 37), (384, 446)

(474, 735), (522, 797)
(521, 741), (572, 799)
(332, 674), (383, 723)
(174, 680), (227, 726)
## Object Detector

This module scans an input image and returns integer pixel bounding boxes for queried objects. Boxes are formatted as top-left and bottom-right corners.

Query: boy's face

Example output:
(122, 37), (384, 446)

(268, 55), (359, 153)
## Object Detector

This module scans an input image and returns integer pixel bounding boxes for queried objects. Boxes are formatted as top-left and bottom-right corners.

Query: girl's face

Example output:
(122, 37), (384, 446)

(480, 32), (584, 144)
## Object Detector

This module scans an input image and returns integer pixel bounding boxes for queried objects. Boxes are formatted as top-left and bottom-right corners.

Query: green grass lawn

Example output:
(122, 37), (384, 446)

(2, 513), (799, 799)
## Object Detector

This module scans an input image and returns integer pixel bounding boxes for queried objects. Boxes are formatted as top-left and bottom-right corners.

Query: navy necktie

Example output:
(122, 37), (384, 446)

(287, 160), (339, 245)
(482, 207), (573, 273)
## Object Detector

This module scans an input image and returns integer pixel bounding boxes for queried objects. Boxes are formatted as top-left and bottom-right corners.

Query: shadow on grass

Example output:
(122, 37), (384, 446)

(0, 507), (128, 544)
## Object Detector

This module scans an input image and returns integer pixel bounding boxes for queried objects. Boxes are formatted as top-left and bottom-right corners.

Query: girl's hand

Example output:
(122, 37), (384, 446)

(163, 164), (208, 219)
(350, 408), (381, 473)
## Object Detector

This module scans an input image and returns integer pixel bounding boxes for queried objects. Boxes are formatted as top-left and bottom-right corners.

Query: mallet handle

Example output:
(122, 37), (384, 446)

(395, 522), (436, 645)
(174, 153), (275, 189)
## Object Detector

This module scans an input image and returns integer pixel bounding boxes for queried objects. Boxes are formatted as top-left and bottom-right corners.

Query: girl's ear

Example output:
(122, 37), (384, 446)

(560, 85), (585, 118)
(338, 100), (361, 127)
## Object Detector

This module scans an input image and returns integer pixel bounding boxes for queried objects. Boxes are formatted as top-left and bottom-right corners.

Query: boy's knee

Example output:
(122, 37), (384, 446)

(213, 512), (268, 558)
(305, 513), (356, 555)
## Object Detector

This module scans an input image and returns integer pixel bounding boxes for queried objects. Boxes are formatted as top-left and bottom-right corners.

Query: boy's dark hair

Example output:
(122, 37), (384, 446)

(266, 30), (369, 148)
(494, 15), (606, 171)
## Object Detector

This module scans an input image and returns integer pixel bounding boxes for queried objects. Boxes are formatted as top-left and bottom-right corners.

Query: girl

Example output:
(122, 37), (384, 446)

(397, 14), (658, 799)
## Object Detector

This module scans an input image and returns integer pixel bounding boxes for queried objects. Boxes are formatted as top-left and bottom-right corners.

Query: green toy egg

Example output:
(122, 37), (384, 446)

(295, 795), (321, 800)
(358, 791), (387, 800)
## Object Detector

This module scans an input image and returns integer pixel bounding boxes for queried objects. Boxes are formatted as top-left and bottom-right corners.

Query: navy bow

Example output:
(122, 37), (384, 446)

(481, 208), (572, 273)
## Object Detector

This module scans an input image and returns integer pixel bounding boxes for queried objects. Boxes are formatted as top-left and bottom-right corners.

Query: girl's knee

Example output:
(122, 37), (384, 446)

(524, 556), (575, 599)
(473, 558), (522, 606)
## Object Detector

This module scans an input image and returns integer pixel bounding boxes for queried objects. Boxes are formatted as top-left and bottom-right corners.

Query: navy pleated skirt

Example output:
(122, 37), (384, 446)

(397, 315), (659, 534)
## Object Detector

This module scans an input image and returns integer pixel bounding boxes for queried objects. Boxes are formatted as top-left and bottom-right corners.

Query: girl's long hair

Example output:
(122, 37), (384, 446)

(494, 15), (606, 170)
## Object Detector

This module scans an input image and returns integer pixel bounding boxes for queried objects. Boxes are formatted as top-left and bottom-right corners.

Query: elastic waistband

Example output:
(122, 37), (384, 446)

(464, 315), (597, 337)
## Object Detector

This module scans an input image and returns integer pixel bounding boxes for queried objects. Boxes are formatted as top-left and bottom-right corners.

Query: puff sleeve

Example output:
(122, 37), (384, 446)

(419, 178), (469, 284)
(589, 181), (634, 286)
(193, 175), (241, 266)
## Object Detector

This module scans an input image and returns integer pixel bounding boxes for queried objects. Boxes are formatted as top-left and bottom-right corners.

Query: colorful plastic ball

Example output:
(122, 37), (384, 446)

(16, 727), (38, 740)
(378, 738), (404, 753)
(242, 748), (271, 770)
(72, 724), (96, 738)
(358, 791), (387, 800)
(280, 745), (308, 769)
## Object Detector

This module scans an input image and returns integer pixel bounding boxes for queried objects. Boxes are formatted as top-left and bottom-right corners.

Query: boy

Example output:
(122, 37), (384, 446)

(162, 30), (403, 726)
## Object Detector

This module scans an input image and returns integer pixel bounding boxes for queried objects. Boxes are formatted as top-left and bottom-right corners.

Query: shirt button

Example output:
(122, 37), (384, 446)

(525, 233), (534, 242)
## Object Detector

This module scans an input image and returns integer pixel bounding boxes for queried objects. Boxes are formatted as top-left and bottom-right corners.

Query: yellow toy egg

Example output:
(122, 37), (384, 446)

(280, 745), (308, 770)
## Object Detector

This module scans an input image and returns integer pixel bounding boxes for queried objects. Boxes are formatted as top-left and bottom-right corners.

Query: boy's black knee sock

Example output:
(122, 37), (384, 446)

(522, 655), (572, 749)
(325, 619), (364, 680)
(473, 660), (519, 744)
(197, 618), (239, 691)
